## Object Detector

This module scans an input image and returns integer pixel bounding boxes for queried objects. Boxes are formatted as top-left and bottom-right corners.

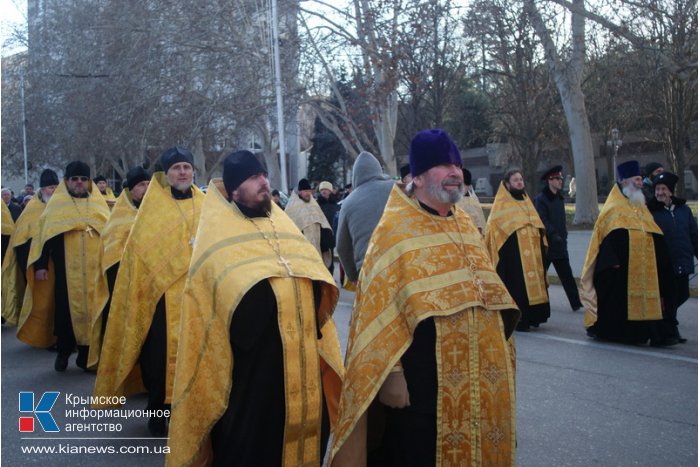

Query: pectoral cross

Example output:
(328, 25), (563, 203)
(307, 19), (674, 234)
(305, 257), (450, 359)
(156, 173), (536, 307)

(279, 256), (293, 275)
(85, 225), (94, 238)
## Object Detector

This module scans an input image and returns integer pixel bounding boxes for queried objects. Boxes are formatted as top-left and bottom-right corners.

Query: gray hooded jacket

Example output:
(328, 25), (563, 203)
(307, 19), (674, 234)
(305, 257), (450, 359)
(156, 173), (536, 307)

(336, 151), (394, 282)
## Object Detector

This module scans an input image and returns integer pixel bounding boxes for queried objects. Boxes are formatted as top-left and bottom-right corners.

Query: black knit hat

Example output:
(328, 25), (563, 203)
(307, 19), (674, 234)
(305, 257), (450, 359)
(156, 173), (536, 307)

(652, 172), (678, 193)
(160, 147), (194, 173)
(93, 175), (106, 183)
(126, 166), (151, 191)
(644, 162), (663, 178)
(64, 161), (90, 179)
(298, 178), (312, 191)
(223, 150), (267, 195)
(39, 169), (59, 188)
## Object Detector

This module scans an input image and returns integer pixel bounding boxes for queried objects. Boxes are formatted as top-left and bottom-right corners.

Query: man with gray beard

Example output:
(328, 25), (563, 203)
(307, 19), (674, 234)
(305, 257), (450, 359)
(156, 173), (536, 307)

(581, 160), (677, 346)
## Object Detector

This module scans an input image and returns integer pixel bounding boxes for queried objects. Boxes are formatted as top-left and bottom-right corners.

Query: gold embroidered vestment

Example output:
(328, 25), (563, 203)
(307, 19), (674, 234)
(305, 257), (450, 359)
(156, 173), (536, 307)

(581, 184), (663, 327)
(166, 179), (344, 467)
(330, 185), (519, 466)
(93, 173), (203, 400)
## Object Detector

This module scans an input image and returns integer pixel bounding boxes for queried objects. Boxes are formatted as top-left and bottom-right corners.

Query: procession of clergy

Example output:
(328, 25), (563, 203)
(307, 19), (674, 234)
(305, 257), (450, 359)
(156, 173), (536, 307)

(1, 127), (691, 467)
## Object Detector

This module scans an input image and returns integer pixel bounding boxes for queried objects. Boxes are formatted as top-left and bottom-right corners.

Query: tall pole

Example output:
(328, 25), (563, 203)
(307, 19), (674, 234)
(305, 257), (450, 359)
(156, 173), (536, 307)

(271, 0), (288, 192)
(20, 73), (29, 185)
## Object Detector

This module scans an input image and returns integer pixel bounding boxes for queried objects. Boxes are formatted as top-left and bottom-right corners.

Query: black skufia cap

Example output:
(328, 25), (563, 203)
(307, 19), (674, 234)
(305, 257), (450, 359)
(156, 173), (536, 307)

(159, 147), (194, 173)
(298, 178), (312, 191)
(40, 169), (59, 187)
(223, 150), (267, 195)
(64, 161), (90, 179)
(126, 166), (151, 190)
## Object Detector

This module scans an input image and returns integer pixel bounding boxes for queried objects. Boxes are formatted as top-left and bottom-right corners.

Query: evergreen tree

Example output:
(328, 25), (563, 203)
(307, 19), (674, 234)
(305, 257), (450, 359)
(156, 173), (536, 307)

(307, 116), (345, 188)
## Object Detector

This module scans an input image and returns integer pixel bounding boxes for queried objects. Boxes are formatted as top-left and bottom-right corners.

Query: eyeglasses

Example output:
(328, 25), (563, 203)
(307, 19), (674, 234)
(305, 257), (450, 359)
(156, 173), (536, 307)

(69, 176), (89, 182)
(549, 176), (563, 181)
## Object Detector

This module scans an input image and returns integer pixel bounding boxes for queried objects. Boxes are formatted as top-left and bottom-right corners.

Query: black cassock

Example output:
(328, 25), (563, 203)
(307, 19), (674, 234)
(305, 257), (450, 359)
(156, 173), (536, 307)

(589, 229), (676, 345)
(209, 279), (329, 467)
(497, 233), (550, 329)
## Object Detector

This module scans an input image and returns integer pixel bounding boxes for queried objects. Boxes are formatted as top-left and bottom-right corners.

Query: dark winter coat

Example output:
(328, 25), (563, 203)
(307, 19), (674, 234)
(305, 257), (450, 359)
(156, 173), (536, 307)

(648, 197), (698, 276)
(534, 187), (568, 259)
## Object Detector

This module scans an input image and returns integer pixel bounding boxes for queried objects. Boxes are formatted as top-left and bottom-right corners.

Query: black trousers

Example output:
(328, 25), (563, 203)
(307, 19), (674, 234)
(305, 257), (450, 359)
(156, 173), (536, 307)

(545, 257), (583, 309)
(138, 297), (169, 413)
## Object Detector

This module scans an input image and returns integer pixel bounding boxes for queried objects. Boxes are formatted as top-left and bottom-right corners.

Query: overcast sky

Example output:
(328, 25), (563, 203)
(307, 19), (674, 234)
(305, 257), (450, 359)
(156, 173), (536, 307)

(1, 0), (27, 56)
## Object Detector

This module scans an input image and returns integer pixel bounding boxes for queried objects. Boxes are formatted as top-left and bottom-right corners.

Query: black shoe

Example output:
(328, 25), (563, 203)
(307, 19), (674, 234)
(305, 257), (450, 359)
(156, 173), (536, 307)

(147, 416), (167, 437)
(515, 322), (530, 332)
(572, 305), (582, 312)
(54, 354), (69, 372)
(650, 338), (679, 347)
(678, 336), (688, 344)
(586, 328), (597, 338)
(76, 348), (88, 370)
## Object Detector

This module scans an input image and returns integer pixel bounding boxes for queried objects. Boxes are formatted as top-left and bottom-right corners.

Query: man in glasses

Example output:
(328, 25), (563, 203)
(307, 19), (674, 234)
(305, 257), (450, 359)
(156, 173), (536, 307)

(95, 147), (204, 437)
(22, 161), (110, 372)
(535, 165), (583, 312)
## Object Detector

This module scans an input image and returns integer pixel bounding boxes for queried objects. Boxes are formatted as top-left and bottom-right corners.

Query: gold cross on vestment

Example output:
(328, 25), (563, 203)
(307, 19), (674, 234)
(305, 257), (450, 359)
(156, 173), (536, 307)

(279, 256), (293, 275)
(448, 346), (463, 366)
(85, 225), (94, 237)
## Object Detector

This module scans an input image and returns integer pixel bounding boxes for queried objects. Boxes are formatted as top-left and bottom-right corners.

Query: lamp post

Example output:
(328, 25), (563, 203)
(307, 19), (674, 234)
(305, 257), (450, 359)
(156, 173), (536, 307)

(607, 128), (622, 182)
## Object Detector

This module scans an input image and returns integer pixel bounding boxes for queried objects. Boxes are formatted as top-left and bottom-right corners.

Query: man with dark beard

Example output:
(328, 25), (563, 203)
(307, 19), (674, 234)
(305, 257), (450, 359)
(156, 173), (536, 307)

(2, 169), (59, 326)
(582, 160), (676, 346)
(24, 162), (110, 371)
(286, 178), (334, 270)
(485, 169), (550, 332)
(167, 150), (344, 466)
(94, 148), (204, 435)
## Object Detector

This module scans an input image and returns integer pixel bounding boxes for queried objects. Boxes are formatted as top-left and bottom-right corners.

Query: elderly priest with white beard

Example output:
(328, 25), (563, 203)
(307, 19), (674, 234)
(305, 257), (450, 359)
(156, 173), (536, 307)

(581, 160), (677, 347)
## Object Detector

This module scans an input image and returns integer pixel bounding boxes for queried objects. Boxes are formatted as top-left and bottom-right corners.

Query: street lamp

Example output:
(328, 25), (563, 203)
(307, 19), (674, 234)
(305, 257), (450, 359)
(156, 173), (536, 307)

(607, 128), (622, 181)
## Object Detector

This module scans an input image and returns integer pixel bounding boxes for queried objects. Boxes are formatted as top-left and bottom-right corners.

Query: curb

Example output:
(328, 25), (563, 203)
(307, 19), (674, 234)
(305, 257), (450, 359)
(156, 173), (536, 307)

(547, 274), (698, 299)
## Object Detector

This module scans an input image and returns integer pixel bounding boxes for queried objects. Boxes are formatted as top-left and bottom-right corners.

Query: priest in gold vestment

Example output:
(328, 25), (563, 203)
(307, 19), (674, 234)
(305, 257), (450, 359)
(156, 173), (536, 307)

(485, 169), (550, 332)
(456, 168), (486, 234)
(331, 129), (519, 467)
(582, 160), (676, 346)
(1, 198), (14, 261)
(285, 178), (335, 270)
(167, 150), (344, 466)
(88, 166), (150, 366)
(2, 169), (59, 326)
(25, 162), (110, 372)
(94, 148), (204, 436)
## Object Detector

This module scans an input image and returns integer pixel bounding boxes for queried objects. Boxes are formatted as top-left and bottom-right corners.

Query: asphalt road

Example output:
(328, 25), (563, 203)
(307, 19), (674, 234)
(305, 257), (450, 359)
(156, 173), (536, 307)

(2, 283), (696, 466)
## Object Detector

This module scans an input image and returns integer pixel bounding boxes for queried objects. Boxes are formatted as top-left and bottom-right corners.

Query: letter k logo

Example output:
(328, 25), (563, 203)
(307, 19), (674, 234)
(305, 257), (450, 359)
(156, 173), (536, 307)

(19, 392), (60, 432)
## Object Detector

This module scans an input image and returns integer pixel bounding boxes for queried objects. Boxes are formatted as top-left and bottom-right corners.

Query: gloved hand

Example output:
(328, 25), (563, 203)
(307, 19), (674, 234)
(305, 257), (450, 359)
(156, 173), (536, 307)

(378, 370), (411, 408)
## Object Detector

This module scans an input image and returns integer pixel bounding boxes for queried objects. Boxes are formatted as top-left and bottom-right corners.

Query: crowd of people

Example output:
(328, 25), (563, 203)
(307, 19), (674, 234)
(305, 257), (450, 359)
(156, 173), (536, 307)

(0, 129), (696, 466)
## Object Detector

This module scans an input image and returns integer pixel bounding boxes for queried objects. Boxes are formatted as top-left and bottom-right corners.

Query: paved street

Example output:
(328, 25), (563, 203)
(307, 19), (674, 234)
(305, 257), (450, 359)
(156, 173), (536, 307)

(2, 232), (697, 465)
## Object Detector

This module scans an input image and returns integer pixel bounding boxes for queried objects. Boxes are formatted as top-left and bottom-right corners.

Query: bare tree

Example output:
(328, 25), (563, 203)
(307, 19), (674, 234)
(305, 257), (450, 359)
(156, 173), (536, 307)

(464, 0), (566, 192)
(395, 0), (468, 156)
(547, 0), (697, 195)
(524, 0), (599, 224)
(300, 0), (426, 175)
